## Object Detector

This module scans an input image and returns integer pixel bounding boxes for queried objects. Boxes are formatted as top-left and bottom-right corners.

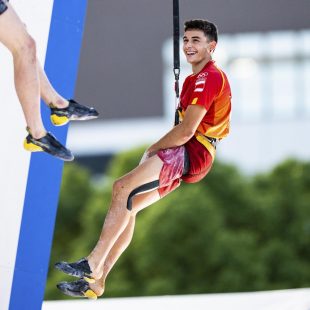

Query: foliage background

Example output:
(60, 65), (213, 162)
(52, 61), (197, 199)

(45, 146), (310, 300)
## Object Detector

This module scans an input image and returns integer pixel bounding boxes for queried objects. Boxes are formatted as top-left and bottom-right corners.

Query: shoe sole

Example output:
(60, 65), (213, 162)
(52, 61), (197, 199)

(51, 114), (99, 127)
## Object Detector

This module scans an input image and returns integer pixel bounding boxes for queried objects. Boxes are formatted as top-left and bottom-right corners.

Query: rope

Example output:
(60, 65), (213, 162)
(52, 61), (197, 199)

(173, 0), (181, 125)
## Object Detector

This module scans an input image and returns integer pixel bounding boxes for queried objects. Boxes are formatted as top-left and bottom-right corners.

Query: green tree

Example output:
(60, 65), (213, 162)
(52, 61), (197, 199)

(253, 159), (310, 289)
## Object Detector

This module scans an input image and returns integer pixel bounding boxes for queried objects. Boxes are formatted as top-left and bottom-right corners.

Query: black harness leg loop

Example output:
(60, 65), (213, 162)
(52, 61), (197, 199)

(126, 180), (160, 211)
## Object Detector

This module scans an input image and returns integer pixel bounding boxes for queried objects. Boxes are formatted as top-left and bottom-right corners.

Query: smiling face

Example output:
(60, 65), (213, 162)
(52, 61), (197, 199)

(183, 29), (216, 71)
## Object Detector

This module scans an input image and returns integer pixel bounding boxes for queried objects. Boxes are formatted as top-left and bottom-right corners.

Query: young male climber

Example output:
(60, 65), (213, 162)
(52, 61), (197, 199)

(55, 19), (232, 298)
(0, 0), (98, 161)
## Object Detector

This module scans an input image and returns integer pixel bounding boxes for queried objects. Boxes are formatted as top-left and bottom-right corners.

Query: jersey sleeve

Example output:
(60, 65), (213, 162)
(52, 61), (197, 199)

(189, 72), (222, 111)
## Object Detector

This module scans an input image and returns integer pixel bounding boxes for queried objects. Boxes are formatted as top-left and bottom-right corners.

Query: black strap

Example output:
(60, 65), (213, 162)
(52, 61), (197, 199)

(173, 0), (180, 77)
(126, 180), (160, 211)
(173, 0), (180, 125)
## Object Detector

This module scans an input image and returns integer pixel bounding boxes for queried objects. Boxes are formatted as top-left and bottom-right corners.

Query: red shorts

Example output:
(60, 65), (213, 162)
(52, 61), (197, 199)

(157, 138), (213, 197)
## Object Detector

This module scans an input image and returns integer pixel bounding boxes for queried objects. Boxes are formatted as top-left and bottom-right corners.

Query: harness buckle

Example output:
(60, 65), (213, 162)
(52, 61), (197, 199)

(206, 136), (218, 149)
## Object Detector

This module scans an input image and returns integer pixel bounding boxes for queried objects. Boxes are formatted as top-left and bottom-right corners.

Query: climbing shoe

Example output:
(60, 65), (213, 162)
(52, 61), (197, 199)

(50, 99), (99, 126)
(23, 127), (74, 161)
(57, 279), (98, 299)
(55, 258), (95, 283)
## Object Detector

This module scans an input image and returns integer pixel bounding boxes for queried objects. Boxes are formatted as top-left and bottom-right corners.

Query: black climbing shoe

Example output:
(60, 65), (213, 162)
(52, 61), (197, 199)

(50, 99), (99, 126)
(23, 128), (74, 161)
(57, 279), (97, 299)
(55, 258), (95, 283)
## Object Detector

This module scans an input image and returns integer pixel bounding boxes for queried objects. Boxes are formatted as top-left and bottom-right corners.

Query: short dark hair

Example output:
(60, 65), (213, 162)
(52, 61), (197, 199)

(184, 19), (218, 43)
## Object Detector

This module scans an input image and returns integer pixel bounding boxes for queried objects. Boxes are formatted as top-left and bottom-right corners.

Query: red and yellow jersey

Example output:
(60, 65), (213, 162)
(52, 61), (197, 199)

(180, 60), (231, 158)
